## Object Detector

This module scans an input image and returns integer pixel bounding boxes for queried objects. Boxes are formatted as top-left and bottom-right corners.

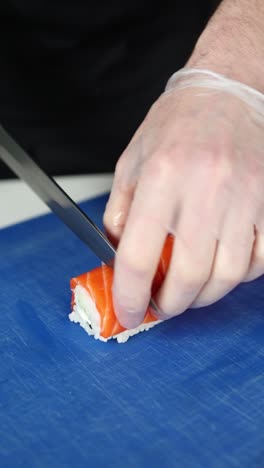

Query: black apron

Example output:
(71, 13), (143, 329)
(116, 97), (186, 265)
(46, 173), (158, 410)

(0, 1), (214, 178)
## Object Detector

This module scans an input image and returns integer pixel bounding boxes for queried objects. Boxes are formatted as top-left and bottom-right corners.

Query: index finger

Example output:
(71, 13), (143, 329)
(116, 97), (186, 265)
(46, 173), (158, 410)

(112, 156), (178, 329)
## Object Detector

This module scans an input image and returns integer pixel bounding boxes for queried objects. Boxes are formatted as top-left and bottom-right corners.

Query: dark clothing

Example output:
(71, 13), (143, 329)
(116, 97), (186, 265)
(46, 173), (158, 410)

(0, 1), (215, 177)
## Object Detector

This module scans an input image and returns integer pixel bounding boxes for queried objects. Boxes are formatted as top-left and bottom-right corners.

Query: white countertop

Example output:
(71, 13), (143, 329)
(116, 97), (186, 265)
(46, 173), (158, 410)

(0, 173), (114, 229)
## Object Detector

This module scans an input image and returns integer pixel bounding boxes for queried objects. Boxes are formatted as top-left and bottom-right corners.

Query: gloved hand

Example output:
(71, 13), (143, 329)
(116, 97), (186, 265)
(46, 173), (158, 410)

(103, 68), (264, 329)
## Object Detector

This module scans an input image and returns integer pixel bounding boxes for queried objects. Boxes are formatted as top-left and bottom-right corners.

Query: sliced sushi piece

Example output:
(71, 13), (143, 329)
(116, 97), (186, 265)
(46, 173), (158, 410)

(69, 234), (174, 343)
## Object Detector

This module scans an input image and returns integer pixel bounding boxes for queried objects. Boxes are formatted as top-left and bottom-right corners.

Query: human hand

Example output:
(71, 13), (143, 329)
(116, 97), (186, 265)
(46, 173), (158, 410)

(103, 68), (264, 329)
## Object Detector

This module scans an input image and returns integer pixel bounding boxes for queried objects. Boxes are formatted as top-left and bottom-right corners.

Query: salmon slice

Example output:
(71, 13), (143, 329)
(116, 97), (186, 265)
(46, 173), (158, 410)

(69, 234), (174, 343)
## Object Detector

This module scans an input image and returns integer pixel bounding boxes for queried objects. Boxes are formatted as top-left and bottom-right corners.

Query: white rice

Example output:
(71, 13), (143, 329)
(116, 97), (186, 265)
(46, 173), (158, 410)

(69, 285), (161, 343)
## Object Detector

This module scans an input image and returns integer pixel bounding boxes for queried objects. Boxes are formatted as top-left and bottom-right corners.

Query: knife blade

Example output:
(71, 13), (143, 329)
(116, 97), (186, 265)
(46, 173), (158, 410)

(0, 124), (160, 316)
(0, 124), (116, 265)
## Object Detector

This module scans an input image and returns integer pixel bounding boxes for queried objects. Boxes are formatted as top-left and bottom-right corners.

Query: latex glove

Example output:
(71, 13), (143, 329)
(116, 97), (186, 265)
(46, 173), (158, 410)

(103, 68), (264, 329)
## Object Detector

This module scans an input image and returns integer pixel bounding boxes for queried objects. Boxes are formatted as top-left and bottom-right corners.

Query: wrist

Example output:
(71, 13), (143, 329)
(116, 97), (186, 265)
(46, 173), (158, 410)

(185, 2), (264, 93)
(165, 68), (264, 115)
(186, 46), (264, 95)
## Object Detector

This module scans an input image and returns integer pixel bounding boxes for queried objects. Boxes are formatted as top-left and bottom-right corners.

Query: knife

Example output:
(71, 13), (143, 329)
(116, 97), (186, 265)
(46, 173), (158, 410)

(0, 124), (160, 315)
(0, 124), (115, 265)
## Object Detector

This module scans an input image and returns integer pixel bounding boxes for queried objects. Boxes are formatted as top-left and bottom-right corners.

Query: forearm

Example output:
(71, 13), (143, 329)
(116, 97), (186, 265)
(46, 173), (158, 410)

(186, 0), (264, 92)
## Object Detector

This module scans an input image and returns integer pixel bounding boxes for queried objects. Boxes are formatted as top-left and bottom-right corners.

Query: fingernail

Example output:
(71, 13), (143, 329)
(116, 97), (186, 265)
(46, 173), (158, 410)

(149, 300), (173, 321)
(113, 300), (145, 330)
(113, 211), (125, 227)
(152, 309), (171, 321)
(149, 298), (163, 319)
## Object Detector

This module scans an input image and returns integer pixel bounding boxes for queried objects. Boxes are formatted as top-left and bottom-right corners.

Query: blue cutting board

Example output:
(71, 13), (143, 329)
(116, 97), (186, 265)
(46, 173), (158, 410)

(0, 193), (263, 468)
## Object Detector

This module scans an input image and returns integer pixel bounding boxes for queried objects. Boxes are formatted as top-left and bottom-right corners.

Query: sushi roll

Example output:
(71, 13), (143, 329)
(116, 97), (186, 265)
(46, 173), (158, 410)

(69, 235), (174, 343)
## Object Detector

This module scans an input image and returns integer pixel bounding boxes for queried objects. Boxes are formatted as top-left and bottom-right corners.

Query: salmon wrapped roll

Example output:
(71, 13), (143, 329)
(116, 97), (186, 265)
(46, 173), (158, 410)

(69, 235), (174, 343)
